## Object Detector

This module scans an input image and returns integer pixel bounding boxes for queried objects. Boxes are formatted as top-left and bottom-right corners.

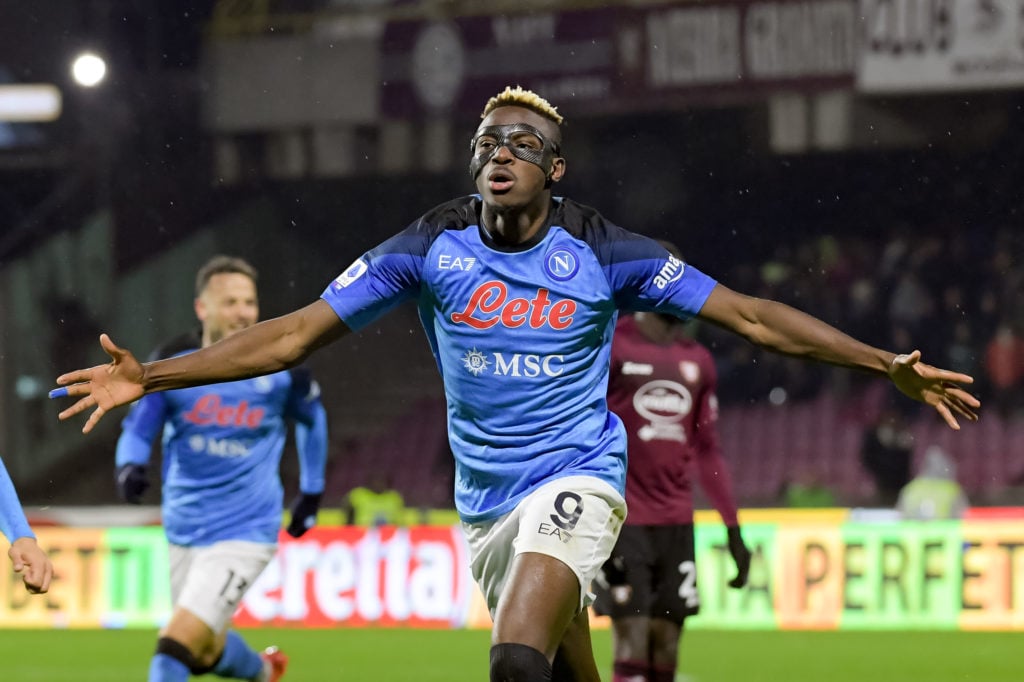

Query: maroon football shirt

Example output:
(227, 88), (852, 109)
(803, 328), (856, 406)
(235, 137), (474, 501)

(607, 314), (740, 526)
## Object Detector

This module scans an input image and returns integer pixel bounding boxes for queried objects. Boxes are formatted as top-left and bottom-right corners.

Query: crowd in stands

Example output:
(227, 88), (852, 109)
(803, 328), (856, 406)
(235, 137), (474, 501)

(698, 222), (1024, 420)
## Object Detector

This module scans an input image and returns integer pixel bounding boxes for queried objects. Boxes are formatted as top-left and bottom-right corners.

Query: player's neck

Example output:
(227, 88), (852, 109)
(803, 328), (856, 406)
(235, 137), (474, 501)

(481, 196), (550, 246)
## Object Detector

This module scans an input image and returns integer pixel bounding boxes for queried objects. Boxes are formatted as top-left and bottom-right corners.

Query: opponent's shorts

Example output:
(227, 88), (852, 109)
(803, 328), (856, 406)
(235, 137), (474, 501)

(168, 540), (277, 632)
(462, 475), (626, 617)
(592, 524), (699, 625)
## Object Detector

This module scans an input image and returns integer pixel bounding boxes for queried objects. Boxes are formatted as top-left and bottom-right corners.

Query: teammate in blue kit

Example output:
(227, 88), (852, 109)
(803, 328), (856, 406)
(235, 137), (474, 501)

(112, 256), (328, 682)
(1, 456), (53, 594)
(52, 87), (978, 681)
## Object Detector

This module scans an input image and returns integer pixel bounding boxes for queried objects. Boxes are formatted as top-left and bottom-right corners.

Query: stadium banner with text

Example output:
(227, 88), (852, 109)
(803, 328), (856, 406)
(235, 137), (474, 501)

(380, 0), (857, 118)
(232, 526), (473, 629)
(858, 0), (1024, 92)
(0, 527), (170, 629)
(1, 518), (1022, 629)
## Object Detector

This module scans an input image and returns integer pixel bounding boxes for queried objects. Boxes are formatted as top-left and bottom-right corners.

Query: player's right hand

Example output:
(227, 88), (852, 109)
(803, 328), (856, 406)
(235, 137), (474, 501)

(727, 525), (751, 589)
(116, 464), (150, 504)
(9, 537), (53, 594)
(50, 334), (146, 433)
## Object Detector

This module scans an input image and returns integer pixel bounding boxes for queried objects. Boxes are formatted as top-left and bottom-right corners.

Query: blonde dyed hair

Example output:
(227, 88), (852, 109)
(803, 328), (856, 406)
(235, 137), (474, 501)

(480, 85), (563, 125)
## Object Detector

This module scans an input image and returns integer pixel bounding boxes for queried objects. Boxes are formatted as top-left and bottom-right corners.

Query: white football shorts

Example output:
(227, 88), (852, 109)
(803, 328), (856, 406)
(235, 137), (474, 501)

(462, 475), (626, 617)
(168, 540), (277, 632)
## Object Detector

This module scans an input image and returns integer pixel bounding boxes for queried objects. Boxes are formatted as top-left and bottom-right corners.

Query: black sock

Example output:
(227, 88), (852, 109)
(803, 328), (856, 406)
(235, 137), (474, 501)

(155, 637), (198, 671)
(490, 643), (552, 682)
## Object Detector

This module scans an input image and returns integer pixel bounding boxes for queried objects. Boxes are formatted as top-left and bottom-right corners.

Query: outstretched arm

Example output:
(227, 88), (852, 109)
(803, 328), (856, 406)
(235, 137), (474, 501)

(0, 458), (53, 594)
(53, 299), (349, 433)
(698, 284), (980, 429)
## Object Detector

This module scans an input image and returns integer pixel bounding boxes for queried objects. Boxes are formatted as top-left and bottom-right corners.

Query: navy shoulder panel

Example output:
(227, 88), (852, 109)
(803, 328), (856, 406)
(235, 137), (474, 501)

(551, 197), (656, 266)
(418, 195), (479, 231)
(376, 195), (479, 257)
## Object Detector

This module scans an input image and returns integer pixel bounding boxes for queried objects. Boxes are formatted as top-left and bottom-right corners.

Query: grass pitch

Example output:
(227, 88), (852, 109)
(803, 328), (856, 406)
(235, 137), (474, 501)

(0, 627), (1017, 681)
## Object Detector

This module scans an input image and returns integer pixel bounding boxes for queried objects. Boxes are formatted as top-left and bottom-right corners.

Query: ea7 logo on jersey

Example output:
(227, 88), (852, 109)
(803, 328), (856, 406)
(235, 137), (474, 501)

(654, 254), (685, 290)
(438, 255), (476, 271)
(332, 258), (368, 289)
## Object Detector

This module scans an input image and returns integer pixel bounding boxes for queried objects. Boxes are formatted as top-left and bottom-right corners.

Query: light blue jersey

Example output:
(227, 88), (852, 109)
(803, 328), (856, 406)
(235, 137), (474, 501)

(116, 350), (328, 546)
(0, 457), (33, 541)
(322, 196), (717, 523)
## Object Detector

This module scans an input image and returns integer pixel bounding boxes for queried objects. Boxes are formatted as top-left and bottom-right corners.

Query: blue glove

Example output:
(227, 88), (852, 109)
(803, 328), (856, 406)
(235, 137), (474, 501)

(115, 464), (150, 504)
(286, 492), (322, 538)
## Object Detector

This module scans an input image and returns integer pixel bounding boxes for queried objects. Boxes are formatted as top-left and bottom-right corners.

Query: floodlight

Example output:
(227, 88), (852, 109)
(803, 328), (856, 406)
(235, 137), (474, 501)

(71, 52), (107, 87)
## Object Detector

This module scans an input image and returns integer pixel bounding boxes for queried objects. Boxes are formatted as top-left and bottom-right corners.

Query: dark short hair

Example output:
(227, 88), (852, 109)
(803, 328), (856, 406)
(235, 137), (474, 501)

(195, 255), (258, 297)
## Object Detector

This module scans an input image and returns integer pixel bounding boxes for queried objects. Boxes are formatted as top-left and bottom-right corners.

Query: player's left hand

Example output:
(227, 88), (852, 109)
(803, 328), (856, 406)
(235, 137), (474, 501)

(888, 350), (980, 430)
(727, 525), (751, 589)
(9, 537), (53, 594)
(116, 463), (150, 504)
(286, 492), (323, 538)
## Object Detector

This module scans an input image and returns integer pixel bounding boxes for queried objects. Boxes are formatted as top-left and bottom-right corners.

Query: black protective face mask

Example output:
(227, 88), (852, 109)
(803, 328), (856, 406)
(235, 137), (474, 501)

(468, 123), (561, 184)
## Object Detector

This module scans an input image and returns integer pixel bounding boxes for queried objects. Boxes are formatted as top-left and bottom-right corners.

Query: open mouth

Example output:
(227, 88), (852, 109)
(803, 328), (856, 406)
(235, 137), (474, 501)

(487, 170), (515, 193)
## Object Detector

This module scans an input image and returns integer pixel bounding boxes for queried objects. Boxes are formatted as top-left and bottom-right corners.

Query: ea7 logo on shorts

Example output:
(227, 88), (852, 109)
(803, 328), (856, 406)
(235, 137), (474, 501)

(653, 254), (685, 290)
(537, 491), (583, 544)
(332, 259), (368, 289)
(438, 255), (476, 271)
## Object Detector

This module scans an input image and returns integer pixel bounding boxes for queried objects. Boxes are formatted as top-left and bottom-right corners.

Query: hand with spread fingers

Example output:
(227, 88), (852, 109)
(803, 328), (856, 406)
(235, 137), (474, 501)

(50, 334), (146, 433)
(888, 350), (980, 430)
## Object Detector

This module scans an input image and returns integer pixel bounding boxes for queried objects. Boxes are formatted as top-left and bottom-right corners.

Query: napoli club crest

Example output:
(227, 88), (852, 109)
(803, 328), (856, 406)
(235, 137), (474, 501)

(544, 247), (579, 282)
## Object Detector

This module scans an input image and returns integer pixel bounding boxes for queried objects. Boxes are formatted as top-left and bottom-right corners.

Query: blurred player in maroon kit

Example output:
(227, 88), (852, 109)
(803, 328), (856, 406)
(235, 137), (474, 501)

(594, 245), (751, 682)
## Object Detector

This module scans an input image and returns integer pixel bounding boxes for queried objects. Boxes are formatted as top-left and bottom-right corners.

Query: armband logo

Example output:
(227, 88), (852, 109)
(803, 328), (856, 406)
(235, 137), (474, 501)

(333, 259), (368, 289)
(653, 255), (684, 290)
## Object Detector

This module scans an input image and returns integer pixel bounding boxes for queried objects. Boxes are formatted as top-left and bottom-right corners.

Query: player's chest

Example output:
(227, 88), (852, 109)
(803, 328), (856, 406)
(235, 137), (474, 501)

(423, 237), (613, 337)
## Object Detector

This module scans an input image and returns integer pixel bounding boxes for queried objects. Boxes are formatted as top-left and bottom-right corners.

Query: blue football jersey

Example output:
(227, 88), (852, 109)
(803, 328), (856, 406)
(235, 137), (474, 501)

(116, 352), (328, 546)
(321, 196), (717, 523)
